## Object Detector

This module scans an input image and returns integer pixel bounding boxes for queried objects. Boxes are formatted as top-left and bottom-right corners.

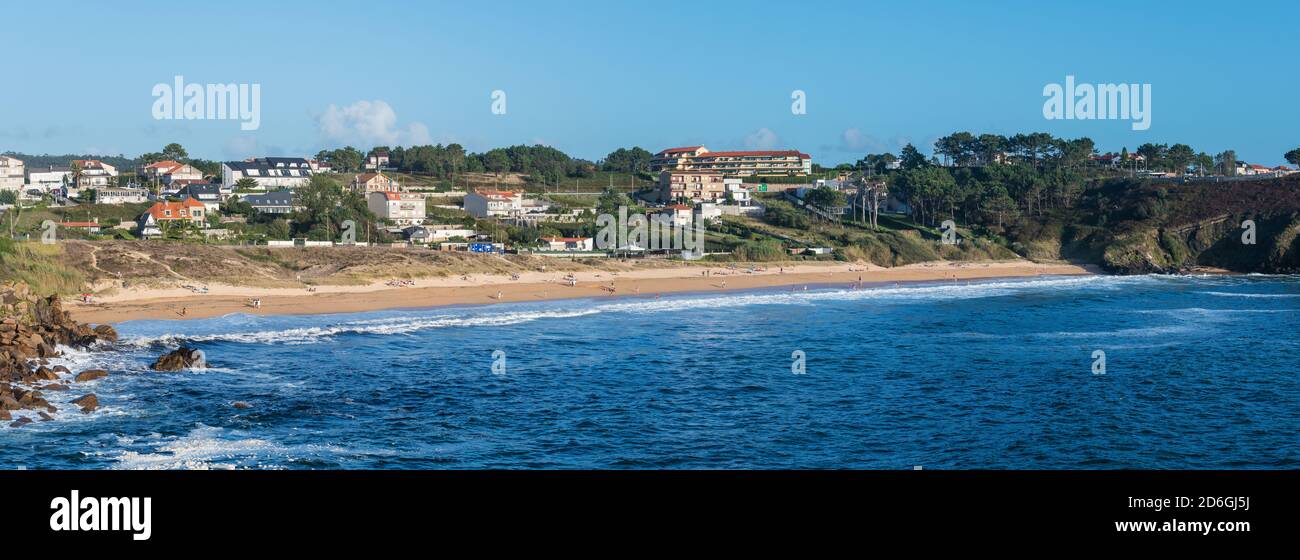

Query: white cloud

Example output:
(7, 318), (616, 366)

(743, 127), (780, 149)
(317, 100), (431, 147)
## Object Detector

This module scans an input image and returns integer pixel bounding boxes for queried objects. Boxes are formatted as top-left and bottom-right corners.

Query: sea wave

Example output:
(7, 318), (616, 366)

(118, 274), (1145, 347)
(102, 424), (348, 470)
(1199, 291), (1300, 299)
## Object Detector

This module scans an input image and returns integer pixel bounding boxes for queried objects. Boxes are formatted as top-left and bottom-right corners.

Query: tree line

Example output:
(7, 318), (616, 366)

(314, 144), (658, 184)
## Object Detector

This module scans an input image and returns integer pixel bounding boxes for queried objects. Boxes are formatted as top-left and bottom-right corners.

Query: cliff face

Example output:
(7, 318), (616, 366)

(1015, 175), (1300, 274)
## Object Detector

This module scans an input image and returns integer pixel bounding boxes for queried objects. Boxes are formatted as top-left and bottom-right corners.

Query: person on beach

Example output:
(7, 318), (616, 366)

(496, 291), (503, 300)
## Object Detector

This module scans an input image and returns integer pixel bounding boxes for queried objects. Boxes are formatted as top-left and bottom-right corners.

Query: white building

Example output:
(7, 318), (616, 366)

(655, 204), (695, 227)
(27, 165), (72, 193)
(97, 187), (150, 204)
(541, 236), (595, 251)
(463, 191), (523, 218)
(68, 160), (119, 197)
(424, 225), (478, 241)
(221, 157), (314, 191)
(367, 191), (426, 225)
(0, 156), (24, 192)
(724, 178), (752, 205)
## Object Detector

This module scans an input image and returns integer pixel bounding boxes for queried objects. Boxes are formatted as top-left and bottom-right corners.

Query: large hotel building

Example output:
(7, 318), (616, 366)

(650, 146), (812, 176)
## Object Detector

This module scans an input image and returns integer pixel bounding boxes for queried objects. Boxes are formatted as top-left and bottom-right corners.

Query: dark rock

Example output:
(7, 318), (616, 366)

(93, 324), (119, 343)
(232, 401), (252, 409)
(74, 369), (109, 383)
(37, 411), (53, 421)
(151, 348), (205, 371)
(41, 383), (69, 391)
(34, 366), (57, 381)
(70, 394), (98, 414)
(9, 417), (32, 428)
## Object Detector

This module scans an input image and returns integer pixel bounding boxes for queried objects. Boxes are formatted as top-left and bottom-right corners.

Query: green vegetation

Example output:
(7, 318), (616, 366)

(0, 239), (84, 295)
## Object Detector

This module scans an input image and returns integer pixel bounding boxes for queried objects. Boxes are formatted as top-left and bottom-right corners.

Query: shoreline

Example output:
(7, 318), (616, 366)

(65, 260), (1098, 324)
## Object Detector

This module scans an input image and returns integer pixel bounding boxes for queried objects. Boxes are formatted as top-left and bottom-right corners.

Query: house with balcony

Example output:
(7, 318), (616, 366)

(367, 191), (426, 225)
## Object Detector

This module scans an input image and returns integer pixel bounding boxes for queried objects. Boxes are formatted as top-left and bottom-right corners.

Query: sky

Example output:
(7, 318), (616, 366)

(1, 0), (1297, 166)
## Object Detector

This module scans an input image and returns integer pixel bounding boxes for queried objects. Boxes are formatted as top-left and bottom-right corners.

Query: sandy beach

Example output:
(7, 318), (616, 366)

(63, 260), (1096, 324)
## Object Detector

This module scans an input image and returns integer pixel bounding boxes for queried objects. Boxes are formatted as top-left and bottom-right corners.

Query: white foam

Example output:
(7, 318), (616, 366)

(118, 275), (1141, 347)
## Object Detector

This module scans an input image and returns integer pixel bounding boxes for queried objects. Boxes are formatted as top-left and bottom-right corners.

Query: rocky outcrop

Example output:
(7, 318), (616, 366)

(70, 394), (98, 414)
(74, 369), (108, 383)
(151, 348), (205, 371)
(1, 282), (117, 427)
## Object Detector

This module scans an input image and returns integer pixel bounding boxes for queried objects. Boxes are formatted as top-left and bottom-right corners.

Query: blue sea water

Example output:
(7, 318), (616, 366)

(3, 274), (1299, 469)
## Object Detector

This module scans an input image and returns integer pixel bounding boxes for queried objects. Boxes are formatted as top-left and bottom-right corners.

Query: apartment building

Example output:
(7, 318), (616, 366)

(657, 170), (726, 203)
(651, 146), (812, 176)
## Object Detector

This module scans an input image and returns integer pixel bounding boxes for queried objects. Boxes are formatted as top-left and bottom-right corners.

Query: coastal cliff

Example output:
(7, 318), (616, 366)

(0, 282), (117, 426)
(1011, 174), (1300, 274)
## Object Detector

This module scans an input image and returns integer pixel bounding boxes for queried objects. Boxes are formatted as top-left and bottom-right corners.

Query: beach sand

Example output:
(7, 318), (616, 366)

(66, 260), (1096, 324)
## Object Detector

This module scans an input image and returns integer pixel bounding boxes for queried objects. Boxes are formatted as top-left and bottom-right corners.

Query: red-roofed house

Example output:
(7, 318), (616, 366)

(145, 198), (207, 223)
(59, 219), (102, 234)
(137, 198), (207, 237)
(351, 172), (397, 194)
(143, 160), (204, 185)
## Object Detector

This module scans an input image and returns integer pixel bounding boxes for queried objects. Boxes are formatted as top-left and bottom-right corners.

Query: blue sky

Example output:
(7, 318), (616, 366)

(2, 0), (1297, 165)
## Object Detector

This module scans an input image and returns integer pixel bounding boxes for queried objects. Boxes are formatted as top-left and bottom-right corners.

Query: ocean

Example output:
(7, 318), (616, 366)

(4, 274), (1299, 469)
